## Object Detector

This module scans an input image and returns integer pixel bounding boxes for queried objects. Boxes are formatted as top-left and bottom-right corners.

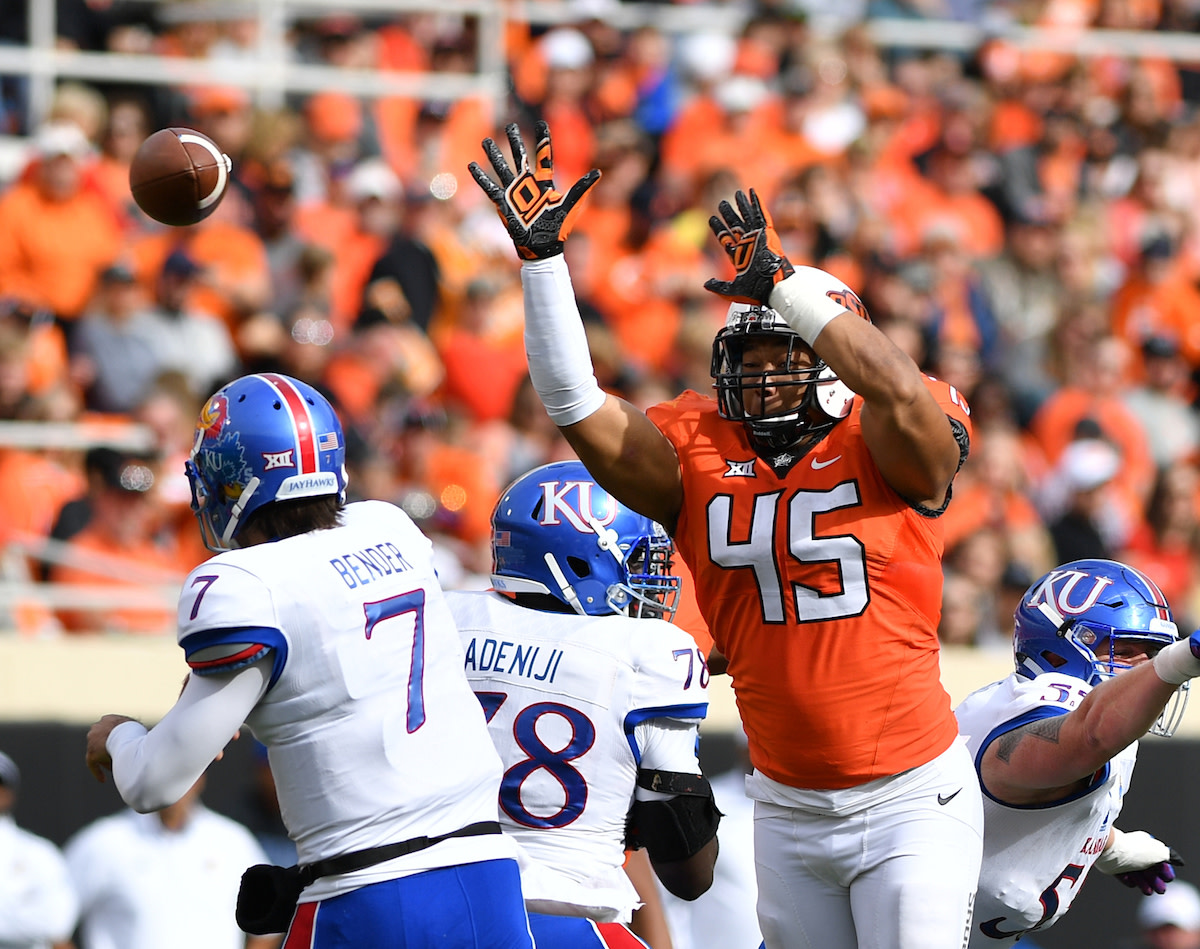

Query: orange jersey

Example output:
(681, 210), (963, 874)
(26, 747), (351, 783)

(647, 377), (972, 790)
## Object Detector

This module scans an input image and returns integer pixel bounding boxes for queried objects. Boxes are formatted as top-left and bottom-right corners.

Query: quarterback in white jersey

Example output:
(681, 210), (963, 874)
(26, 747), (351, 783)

(956, 559), (1199, 948)
(450, 462), (719, 949)
(84, 373), (534, 949)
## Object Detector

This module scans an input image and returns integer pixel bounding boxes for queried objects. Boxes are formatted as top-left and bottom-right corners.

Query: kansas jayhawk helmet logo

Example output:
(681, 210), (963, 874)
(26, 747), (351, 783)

(490, 461), (679, 620)
(1013, 558), (1188, 736)
(186, 374), (348, 551)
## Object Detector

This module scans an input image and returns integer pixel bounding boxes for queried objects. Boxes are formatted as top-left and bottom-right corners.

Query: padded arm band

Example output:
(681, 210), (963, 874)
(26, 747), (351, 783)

(1095, 828), (1172, 874)
(521, 255), (607, 426)
(626, 770), (721, 863)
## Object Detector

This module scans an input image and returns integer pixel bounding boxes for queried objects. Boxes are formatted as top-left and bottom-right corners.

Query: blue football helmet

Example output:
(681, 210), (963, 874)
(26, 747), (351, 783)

(1013, 558), (1188, 736)
(712, 302), (855, 455)
(186, 373), (348, 551)
(490, 461), (680, 620)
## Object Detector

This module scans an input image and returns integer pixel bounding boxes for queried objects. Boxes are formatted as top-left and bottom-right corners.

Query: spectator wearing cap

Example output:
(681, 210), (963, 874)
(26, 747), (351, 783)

(1123, 334), (1200, 470)
(69, 261), (163, 414)
(660, 31), (737, 186)
(312, 157), (437, 335)
(0, 120), (120, 326)
(1111, 231), (1200, 378)
(531, 28), (598, 188)
(362, 164), (443, 334)
(1029, 334), (1158, 514)
(248, 157), (306, 319)
(1040, 434), (1127, 563)
(1137, 879), (1200, 949)
(47, 446), (185, 634)
(139, 248), (239, 402)
(128, 206), (271, 334)
(978, 210), (1064, 403)
(0, 750), (79, 949)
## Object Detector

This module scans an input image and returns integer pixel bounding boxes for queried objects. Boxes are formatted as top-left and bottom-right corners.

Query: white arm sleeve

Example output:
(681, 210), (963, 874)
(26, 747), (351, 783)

(521, 255), (607, 426)
(107, 659), (270, 813)
(632, 718), (703, 802)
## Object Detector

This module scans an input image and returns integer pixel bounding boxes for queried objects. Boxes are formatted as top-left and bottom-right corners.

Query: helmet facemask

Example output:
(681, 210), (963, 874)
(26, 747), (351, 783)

(613, 522), (680, 620)
(711, 305), (853, 460)
(1014, 563), (1189, 738)
(1078, 622), (1189, 738)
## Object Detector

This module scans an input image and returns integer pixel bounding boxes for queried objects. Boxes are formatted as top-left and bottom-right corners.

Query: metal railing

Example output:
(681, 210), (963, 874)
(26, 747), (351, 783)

(8, 0), (1200, 133)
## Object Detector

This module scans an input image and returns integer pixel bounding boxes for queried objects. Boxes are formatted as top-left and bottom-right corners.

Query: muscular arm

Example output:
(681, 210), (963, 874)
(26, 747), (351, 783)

(521, 255), (684, 529)
(979, 663), (1181, 805)
(561, 398), (683, 531)
(808, 311), (960, 509)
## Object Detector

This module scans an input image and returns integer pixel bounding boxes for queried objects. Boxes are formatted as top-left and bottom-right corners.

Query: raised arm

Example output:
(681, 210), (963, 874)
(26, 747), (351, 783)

(704, 189), (961, 508)
(470, 122), (683, 528)
(980, 631), (1200, 805)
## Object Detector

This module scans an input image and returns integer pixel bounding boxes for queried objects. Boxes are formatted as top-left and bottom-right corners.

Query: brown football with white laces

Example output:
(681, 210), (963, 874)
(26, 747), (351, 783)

(129, 127), (232, 227)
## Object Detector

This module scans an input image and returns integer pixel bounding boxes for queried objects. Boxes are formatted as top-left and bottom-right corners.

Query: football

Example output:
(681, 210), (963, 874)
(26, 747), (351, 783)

(129, 127), (232, 227)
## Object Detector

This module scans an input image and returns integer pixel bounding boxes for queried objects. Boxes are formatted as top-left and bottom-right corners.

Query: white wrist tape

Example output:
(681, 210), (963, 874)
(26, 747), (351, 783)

(1153, 638), (1200, 685)
(1094, 829), (1170, 874)
(768, 266), (856, 345)
(521, 255), (607, 426)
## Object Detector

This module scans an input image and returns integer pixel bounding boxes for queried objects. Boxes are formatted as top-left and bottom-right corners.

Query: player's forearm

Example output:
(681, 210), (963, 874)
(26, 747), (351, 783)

(1062, 663), (1181, 768)
(520, 256), (606, 426)
(109, 665), (265, 811)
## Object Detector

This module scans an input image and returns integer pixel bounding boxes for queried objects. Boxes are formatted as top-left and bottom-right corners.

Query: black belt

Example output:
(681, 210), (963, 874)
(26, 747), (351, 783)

(298, 820), (502, 887)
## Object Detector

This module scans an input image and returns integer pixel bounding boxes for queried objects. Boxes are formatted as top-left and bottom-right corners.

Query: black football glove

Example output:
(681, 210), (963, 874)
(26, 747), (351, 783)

(704, 188), (796, 306)
(468, 121), (601, 261)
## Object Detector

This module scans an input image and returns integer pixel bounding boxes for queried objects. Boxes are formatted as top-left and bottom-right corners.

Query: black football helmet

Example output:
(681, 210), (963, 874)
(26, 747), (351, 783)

(711, 302), (854, 456)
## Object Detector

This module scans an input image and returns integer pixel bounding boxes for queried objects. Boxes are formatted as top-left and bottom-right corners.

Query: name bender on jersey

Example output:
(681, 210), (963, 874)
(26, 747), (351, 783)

(329, 543), (415, 589)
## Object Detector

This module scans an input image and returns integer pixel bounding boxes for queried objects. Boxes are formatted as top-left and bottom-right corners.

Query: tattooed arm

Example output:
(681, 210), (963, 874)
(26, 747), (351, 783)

(980, 661), (1182, 806)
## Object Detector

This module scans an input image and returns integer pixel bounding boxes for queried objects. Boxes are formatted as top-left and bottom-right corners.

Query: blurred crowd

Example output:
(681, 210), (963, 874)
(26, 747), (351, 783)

(0, 0), (1199, 645)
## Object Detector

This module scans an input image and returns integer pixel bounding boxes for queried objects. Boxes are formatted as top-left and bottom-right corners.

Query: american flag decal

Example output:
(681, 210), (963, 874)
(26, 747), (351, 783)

(495, 530), (511, 547)
(318, 432), (339, 451)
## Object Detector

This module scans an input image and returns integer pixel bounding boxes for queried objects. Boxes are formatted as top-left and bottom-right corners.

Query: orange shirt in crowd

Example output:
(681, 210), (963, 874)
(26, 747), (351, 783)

(0, 449), (83, 550)
(1028, 386), (1157, 506)
(131, 221), (271, 329)
(48, 527), (180, 634)
(0, 179), (120, 318)
(1109, 270), (1200, 372)
(434, 327), (527, 424)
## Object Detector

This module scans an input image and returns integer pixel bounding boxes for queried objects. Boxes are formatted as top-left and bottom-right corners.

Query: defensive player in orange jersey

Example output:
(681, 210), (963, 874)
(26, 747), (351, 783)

(471, 121), (983, 949)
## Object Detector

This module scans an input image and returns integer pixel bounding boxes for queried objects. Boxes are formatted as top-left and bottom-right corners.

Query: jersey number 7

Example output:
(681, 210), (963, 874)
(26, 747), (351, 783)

(364, 590), (427, 733)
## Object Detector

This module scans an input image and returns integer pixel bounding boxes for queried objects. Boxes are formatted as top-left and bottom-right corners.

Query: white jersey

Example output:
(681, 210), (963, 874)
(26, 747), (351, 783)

(447, 590), (709, 922)
(0, 814), (78, 949)
(955, 672), (1137, 948)
(176, 500), (512, 900)
(65, 806), (266, 949)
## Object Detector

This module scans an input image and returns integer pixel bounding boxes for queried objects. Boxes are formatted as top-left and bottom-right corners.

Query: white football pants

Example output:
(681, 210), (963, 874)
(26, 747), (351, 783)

(752, 739), (983, 949)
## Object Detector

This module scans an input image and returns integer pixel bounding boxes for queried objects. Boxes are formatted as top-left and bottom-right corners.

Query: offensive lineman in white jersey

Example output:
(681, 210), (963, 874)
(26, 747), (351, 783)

(83, 372), (534, 949)
(447, 461), (720, 949)
(956, 558), (1200, 948)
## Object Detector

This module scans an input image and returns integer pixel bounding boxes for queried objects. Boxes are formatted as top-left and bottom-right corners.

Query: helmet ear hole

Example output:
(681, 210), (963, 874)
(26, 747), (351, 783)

(567, 556), (591, 578)
(1040, 650), (1068, 669)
